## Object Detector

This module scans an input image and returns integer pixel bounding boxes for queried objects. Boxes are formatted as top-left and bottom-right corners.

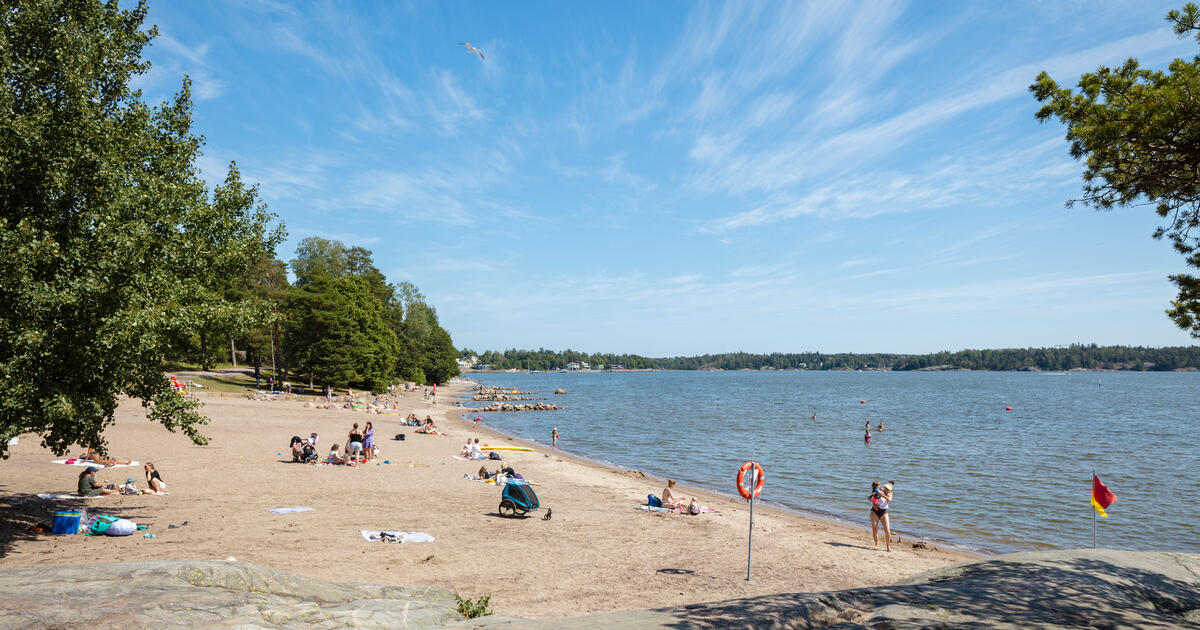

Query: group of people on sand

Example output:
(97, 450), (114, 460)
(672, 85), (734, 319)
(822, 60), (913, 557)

(77, 462), (165, 497)
(326, 422), (376, 465)
(460, 437), (490, 460)
(660, 479), (703, 515)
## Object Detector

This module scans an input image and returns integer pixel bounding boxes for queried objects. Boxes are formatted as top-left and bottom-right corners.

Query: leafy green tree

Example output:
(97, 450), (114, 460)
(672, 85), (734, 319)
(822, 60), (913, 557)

(0, 0), (283, 457)
(1032, 3), (1200, 336)
(282, 275), (398, 390)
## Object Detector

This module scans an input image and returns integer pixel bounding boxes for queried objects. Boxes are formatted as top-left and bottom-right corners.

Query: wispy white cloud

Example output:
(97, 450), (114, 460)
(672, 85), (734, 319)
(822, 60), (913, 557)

(429, 70), (486, 134)
(148, 32), (225, 99)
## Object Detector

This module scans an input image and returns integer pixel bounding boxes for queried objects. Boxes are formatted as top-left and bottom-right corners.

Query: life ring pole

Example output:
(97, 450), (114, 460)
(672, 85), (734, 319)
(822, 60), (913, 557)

(747, 469), (755, 581)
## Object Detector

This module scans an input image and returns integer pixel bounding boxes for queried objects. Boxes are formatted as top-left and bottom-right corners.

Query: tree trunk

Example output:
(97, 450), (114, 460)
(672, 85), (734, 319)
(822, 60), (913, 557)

(230, 338), (237, 368)
(199, 332), (210, 370)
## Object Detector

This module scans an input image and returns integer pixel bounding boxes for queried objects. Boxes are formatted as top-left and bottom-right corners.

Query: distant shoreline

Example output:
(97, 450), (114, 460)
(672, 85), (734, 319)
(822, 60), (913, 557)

(464, 366), (1200, 373)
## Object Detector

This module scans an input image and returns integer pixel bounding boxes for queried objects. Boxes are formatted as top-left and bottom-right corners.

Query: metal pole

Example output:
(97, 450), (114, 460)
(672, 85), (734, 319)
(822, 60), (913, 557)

(747, 466), (756, 581)
(1092, 469), (1097, 549)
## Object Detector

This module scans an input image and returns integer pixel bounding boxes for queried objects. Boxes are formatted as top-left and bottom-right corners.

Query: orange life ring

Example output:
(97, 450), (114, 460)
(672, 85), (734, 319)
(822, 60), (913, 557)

(736, 461), (764, 500)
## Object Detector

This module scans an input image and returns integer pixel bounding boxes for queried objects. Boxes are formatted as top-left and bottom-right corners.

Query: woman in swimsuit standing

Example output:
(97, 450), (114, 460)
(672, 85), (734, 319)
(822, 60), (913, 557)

(362, 422), (375, 462)
(346, 423), (364, 464)
(869, 481), (892, 551)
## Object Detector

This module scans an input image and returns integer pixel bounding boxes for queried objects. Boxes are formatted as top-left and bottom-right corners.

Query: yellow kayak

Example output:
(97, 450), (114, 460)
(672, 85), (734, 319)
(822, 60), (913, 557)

(481, 446), (534, 452)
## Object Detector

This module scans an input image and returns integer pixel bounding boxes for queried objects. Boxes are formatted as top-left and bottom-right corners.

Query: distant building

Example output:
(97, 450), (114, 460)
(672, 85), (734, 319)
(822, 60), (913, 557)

(566, 362), (581, 370)
(457, 355), (479, 371)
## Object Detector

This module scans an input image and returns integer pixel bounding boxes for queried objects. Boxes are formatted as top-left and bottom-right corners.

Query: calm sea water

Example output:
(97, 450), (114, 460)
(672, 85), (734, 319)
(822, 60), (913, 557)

(464, 370), (1198, 554)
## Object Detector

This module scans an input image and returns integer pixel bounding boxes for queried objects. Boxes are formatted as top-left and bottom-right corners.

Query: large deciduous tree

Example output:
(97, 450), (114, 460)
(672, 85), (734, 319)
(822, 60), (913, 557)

(1031, 3), (1200, 336)
(0, 0), (284, 457)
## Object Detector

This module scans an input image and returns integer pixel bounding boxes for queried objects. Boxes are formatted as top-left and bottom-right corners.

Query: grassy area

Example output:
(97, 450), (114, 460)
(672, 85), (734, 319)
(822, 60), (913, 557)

(181, 373), (257, 394)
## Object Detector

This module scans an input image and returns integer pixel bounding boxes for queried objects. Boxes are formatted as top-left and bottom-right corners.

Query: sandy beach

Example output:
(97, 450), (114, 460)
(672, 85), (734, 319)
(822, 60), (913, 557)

(0, 380), (974, 618)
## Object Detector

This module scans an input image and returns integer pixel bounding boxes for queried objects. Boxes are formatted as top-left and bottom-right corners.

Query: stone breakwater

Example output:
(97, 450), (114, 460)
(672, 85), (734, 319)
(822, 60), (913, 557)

(472, 394), (543, 401)
(474, 385), (533, 395)
(472, 402), (561, 412)
(301, 402), (399, 414)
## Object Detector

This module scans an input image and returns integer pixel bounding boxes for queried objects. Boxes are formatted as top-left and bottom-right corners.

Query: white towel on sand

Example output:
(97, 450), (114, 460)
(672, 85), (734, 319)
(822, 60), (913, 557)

(360, 530), (435, 543)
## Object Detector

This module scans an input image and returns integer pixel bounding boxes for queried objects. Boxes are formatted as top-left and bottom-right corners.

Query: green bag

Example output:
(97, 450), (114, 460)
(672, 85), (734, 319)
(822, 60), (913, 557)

(87, 515), (120, 536)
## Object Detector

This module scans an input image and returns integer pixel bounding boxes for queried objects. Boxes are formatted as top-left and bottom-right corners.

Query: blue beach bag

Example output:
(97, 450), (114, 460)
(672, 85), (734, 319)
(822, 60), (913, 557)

(647, 494), (662, 508)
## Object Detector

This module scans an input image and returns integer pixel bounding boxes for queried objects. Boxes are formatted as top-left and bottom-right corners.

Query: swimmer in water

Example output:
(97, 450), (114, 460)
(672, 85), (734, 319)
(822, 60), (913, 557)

(876, 421), (885, 431)
(864, 427), (872, 444)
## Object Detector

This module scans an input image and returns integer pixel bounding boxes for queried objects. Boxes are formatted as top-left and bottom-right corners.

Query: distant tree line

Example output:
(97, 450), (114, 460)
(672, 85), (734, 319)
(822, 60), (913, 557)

(173, 237), (459, 390)
(460, 344), (1200, 372)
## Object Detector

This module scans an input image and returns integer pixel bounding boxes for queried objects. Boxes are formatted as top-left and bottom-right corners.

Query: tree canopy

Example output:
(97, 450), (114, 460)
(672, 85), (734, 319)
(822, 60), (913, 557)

(1031, 3), (1200, 336)
(0, 0), (284, 457)
(278, 239), (458, 388)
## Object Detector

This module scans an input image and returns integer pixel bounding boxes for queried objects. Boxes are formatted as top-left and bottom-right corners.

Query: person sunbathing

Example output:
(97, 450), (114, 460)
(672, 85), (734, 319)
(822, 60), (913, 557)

(79, 447), (130, 466)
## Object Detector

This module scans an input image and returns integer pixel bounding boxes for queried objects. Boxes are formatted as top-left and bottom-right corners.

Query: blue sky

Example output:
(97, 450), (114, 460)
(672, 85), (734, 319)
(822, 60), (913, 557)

(136, 0), (1200, 355)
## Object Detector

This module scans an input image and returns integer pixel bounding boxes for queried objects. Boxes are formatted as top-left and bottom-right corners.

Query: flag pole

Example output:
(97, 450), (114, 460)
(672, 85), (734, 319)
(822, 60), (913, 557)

(1092, 469), (1096, 549)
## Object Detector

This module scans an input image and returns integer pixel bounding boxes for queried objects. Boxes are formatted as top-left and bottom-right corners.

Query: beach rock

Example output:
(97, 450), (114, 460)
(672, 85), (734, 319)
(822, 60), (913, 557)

(303, 402), (313, 408)
(0, 560), (463, 630)
(5, 550), (1198, 629)
(438, 549), (1200, 629)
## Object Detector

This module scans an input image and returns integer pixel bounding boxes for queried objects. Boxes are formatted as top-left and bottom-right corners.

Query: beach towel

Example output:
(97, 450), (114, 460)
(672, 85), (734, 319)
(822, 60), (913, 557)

(267, 506), (313, 514)
(37, 493), (101, 500)
(635, 504), (718, 514)
(360, 530), (435, 543)
(452, 455), (487, 461)
(52, 459), (138, 468)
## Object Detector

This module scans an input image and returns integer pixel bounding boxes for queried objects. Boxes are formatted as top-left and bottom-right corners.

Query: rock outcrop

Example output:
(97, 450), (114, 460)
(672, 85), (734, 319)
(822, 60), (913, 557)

(3, 550), (1197, 629)
(446, 549), (1200, 629)
(471, 402), (561, 412)
(0, 560), (463, 629)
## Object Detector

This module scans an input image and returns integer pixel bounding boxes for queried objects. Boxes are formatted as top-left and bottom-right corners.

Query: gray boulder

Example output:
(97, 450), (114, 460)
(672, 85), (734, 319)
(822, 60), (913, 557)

(0, 560), (464, 629)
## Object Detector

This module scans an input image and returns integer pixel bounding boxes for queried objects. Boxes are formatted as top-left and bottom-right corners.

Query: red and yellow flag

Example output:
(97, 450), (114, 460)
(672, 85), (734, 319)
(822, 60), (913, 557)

(1091, 474), (1117, 518)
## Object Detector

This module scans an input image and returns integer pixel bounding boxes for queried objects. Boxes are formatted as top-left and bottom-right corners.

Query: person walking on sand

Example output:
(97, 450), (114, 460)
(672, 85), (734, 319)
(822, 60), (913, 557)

(870, 481), (893, 551)
(552, 427), (559, 448)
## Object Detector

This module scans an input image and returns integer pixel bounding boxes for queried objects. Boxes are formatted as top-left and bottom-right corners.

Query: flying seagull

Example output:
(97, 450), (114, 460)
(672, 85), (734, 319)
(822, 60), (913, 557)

(459, 42), (485, 60)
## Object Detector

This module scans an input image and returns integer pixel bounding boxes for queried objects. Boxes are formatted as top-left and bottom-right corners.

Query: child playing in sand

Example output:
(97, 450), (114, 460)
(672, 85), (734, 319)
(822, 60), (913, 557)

(328, 444), (345, 465)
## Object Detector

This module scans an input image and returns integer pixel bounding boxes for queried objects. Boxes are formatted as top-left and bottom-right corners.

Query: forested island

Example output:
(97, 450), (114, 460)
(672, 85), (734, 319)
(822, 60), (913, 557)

(460, 344), (1200, 372)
